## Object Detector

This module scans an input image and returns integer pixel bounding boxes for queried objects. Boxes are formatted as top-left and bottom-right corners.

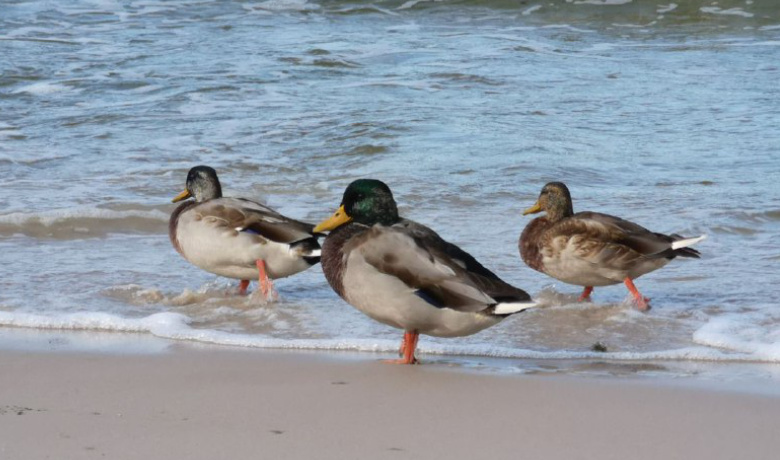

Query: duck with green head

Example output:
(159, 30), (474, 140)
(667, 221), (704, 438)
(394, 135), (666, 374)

(519, 182), (706, 310)
(314, 179), (538, 364)
(170, 166), (321, 299)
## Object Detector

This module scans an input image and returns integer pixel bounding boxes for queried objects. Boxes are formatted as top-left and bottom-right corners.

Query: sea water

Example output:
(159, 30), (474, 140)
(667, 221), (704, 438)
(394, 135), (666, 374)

(1, 0), (779, 378)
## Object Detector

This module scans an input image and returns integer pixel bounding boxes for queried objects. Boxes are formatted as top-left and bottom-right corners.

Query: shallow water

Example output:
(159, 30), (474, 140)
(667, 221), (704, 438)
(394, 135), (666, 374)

(1, 0), (780, 376)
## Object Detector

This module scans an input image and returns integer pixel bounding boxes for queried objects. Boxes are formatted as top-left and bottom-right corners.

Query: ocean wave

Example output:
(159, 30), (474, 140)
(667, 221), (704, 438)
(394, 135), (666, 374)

(0, 206), (169, 239)
(244, 0), (321, 12)
(569, 0), (633, 5)
(693, 311), (780, 362)
(1, 310), (778, 363)
(700, 6), (754, 18)
(0, 153), (73, 165)
(11, 82), (79, 96)
(335, 0), (780, 25)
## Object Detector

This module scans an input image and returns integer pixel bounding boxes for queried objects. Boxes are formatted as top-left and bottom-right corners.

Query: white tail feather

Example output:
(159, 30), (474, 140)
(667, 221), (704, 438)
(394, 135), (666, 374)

(305, 248), (322, 258)
(671, 234), (707, 250)
(493, 300), (539, 315)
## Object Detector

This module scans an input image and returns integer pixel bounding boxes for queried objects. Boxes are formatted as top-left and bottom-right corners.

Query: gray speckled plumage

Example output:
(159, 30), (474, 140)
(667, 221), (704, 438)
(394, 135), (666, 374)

(170, 166), (320, 281)
(319, 180), (537, 339)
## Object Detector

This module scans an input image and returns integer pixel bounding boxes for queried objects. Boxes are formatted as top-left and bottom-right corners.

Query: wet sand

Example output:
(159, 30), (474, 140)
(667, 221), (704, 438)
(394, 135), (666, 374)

(1, 346), (779, 460)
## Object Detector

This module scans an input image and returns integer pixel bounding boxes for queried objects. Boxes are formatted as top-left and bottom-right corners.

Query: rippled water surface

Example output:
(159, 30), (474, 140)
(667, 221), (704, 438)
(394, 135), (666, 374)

(2, 0), (779, 376)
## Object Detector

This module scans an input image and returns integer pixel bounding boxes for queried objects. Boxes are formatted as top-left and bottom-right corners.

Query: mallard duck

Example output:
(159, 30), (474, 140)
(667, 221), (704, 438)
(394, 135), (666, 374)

(169, 166), (321, 298)
(519, 182), (706, 310)
(314, 179), (538, 364)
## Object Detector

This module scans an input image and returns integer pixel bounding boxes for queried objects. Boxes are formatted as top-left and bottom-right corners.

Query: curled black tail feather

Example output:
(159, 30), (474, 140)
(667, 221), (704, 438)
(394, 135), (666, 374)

(669, 233), (702, 258)
(291, 238), (322, 265)
(674, 247), (701, 258)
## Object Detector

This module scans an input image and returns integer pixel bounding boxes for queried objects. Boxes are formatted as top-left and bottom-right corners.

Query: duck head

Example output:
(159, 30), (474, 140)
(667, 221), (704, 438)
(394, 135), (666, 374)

(172, 166), (223, 203)
(314, 179), (399, 232)
(523, 182), (574, 222)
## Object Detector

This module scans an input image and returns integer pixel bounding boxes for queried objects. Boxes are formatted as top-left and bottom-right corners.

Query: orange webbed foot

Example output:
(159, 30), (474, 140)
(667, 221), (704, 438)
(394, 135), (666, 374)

(256, 260), (278, 302)
(385, 331), (419, 365)
(624, 278), (651, 312)
(238, 280), (250, 296)
(578, 286), (594, 302)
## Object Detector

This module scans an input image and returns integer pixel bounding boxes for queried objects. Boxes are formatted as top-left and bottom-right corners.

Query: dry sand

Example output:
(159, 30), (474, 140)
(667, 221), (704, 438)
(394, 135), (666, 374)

(1, 345), (779, 460)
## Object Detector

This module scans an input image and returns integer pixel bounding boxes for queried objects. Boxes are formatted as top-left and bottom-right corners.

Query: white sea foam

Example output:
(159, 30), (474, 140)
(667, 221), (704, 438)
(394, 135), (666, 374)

(732, 41), (780, 48)
(0, 152), (71, 165)
(0, 311), (191, 335)
(693, 312), (780, 362)
(341, 79), (441, 92)
(397, 0), (428, 10)
(0, 310), (778, 363)
(522, 5), (543, 16)
(12, 82), (73, 95)
(700, 7), (754, 18)
(567, 0), (633, 5)
(245, 0), (320, 12)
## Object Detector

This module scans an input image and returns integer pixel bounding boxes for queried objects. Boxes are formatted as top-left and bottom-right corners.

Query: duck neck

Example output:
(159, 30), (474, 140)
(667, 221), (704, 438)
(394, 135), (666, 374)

(193, 181), (222, 202)
(352, 197), (399, 227)
(546, 200), (573, 223)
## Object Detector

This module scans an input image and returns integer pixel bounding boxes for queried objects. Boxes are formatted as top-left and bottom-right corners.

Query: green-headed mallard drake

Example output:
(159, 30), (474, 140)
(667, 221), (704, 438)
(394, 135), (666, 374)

(519, 182), (706, 311)
(169, 166), (321, 299)
(314, 179), (538, 364)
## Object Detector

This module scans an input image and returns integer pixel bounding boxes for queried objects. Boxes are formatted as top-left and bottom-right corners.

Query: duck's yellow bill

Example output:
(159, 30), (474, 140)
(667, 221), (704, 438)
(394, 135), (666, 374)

(522, 201), (542, 215)
(314, 205), (352, 232)
(172, 190), (191, 203)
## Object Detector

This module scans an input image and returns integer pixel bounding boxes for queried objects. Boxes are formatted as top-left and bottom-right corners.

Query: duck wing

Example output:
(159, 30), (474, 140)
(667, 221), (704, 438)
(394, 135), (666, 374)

(349, 219), (532, 313)
(576, 212), (696, 258)
(550, 212), (700, 270)
(196, 198), (319, 244)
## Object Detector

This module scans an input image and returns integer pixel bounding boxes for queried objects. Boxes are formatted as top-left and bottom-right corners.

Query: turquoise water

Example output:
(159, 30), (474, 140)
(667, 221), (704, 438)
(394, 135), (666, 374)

(1, 0), (779, 373)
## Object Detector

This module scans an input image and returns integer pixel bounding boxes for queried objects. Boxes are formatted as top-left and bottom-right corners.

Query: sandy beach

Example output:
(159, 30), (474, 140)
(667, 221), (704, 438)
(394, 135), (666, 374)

(1, 345), (779, 460)
(3, 2), (779, 459)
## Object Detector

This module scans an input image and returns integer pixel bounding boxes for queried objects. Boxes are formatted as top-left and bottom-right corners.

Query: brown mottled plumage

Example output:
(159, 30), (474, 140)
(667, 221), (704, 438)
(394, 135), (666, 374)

(519, 182), (706, 310)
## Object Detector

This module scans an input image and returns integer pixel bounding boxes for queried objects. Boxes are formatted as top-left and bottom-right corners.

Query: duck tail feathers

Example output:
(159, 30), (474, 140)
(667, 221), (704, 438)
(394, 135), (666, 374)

(303, 248), (322, 258)
(289, 239), (322, 265)
(492, 299), (539, 316)
(671, 234), (706, 250)
(668, 234), (705, 258)
(300, 248), (321, 265)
